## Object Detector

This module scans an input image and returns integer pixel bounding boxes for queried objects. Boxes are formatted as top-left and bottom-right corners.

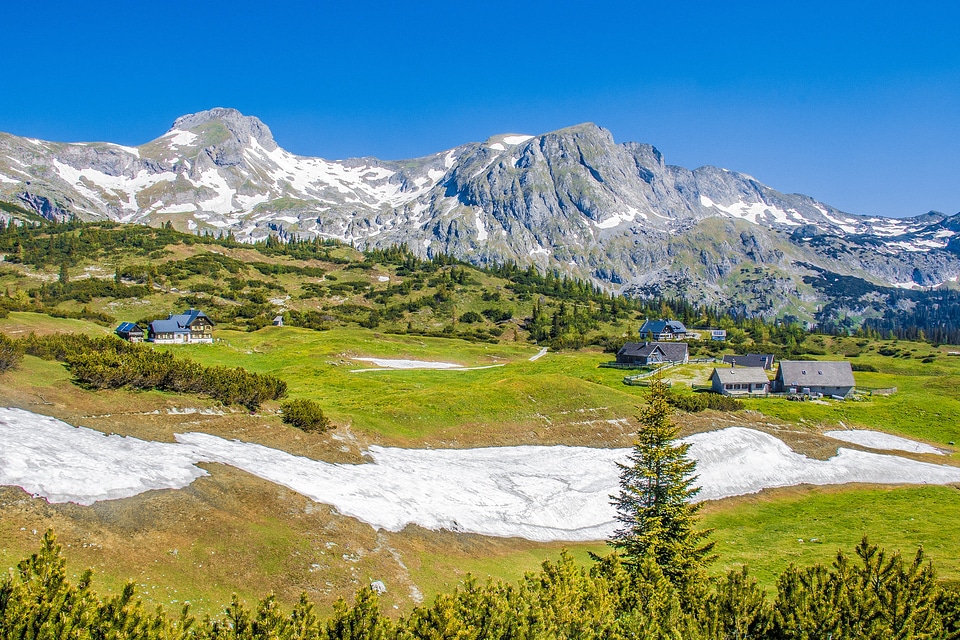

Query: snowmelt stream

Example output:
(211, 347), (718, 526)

(2, 408), (959, 542)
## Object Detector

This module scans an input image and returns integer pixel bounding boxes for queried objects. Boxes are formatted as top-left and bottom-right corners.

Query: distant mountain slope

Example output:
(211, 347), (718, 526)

(2, 108), (958, 323)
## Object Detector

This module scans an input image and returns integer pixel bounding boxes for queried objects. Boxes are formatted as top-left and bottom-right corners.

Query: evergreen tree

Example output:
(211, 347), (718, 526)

(609, 377), (715, 591)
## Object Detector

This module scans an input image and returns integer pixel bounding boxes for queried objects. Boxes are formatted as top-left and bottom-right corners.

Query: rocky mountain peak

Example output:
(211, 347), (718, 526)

(169, 107), (277, 151)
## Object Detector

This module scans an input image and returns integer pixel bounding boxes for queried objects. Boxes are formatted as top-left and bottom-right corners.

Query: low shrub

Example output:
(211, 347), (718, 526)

(667, 392), (744, 413)
(280, 398), (331, 433)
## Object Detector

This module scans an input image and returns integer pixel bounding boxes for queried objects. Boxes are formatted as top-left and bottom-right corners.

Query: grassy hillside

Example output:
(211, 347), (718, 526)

(0, 221), (959, 615)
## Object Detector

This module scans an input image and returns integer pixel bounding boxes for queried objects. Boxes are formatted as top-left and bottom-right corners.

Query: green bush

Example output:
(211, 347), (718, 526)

(667, 392), (744, 413)
(0, 332), (23, 373)
(280, 398), (331, 433)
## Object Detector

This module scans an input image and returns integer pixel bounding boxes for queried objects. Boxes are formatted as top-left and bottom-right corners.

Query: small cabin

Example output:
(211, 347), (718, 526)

(272, 315), (284, 327)
(711, 366), (770, 395)
(115, 322), (144, 343)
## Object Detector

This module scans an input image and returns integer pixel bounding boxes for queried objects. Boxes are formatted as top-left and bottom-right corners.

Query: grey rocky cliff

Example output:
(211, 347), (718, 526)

(1, 108), (958, 322)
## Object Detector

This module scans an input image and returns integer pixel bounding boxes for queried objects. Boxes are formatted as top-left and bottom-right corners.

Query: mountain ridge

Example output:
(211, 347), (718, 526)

(1, 108), (958, 324)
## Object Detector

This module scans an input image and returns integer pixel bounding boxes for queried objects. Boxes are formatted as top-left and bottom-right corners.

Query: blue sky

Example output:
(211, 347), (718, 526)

(4, 1), (958, 217)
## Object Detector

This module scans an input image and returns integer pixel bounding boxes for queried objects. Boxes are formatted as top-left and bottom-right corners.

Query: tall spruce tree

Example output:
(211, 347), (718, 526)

(610, 377), (714, 590)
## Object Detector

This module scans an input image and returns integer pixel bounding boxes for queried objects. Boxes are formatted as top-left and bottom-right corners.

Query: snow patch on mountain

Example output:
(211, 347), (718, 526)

(53, 161), (176, 213)
(163, 130), (198, 147)
(700, 195), (801, 227)
(475, 209), (488, 241)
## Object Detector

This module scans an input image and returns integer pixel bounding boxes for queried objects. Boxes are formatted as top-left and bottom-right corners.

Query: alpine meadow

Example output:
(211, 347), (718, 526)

(0, 79), (959, 639)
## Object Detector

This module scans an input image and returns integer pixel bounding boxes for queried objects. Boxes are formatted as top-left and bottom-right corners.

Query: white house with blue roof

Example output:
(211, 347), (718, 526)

(148, 309), (215, 344)
(638, 319), (688, 341)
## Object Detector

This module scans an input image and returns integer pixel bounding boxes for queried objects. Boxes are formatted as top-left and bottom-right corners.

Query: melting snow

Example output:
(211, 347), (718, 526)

(163, 130), (199, 147)
(825, 430), (944, 455)
(475, 209), (488, 241)
(594, 208), (641, 229)
(156, 204), (196, 215)
(4, 409), (960, 541)
(503, 135), (534, 145)
(54, 161), (176, 212)
(700, 195), (801, 227)
(352, 358), (462, 370)
(107, 143), (140, 158)
(488, 143), (506, 151)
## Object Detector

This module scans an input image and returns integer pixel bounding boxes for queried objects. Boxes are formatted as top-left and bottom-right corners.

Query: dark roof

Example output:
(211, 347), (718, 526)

(149, 309), (213, 333)
(639, 319), (687, 335)
(776, 361), (855, 388)
(712, 366), (770, 385)
(722, 354), (775, 369)
(115, 322), (142, 334)
(618, 341), (688, 362)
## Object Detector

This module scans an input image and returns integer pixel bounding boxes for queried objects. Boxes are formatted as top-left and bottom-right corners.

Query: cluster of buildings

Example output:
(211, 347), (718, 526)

(616, 318), (857, 398)
(115, 309), (214, 344)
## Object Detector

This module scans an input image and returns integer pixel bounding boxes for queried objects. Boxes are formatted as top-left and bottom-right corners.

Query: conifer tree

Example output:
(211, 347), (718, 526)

(609, 377), (714, 591)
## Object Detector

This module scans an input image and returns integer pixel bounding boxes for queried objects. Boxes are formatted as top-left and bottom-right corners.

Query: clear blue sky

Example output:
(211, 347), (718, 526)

(5, 1), (958, 218)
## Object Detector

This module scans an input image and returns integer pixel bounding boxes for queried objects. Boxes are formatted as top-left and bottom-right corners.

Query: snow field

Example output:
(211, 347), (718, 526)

(824, 430), (944, 455)
(2, 408), (960, 541)
(351, 357), (464, 370)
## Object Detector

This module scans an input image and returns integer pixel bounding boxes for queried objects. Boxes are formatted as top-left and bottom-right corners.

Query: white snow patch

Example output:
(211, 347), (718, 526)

(352, 358), (462, 370)
(0, 174), (19, 184)
(235, 193), (269, 211)
(503, 135), (534, 145)
(700, 195), (801, 227)
(53, 161), (176, 213)
(825, 430), (944, 455)
(0, 408), (208, 505)
(815, 205), (858, 234)
(377, 276), (390, 282)
(594, 208), (640, 229)
(107, 144), (140, 158)
(194, 169), (237, 215)
(156, 204), (196, 215)
(163, 130), (198, 147)
(488, 143), (506, 151)
(475, 208), (488, 242)
(5, 410), (960, 541)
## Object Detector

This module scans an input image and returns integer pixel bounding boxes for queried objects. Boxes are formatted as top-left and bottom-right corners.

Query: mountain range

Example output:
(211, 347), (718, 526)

(2, 107), (959, 326)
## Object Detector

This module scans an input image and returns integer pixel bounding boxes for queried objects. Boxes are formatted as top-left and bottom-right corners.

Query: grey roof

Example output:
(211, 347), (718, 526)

(639, 319), (687, 335)
(149, 309), (213, 334)
(722, 354), (775, 369)
(776, 361), (855, 387)
(618, 341), (688, 362)
(712, 367), (771, 385)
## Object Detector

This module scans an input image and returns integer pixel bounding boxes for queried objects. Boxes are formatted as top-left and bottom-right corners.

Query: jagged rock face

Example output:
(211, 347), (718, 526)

(1, 108), (959, 320)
